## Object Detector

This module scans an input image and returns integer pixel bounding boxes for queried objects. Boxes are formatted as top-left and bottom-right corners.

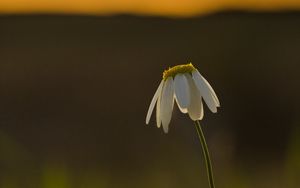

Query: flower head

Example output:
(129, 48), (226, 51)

(146, 63), (220, 133)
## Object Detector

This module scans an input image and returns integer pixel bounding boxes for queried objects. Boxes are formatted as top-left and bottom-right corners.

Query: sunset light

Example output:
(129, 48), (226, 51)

(1, 0), (300, 16)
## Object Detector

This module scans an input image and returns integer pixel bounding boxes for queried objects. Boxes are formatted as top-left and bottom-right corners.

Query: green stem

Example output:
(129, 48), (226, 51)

(194, 120), (215, 188)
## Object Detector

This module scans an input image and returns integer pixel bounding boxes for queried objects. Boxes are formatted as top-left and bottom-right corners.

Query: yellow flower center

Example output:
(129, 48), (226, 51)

(163, 63), (196, 80)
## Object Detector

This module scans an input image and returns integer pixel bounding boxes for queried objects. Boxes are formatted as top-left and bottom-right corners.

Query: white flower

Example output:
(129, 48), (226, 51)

(146, 63), (220, 133)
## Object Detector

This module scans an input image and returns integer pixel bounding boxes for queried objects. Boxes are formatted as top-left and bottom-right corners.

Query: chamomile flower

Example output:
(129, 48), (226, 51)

(146, 63), (220, 133)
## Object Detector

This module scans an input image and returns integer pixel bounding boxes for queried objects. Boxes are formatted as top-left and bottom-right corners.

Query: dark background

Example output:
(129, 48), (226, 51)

(0, 11), (299, 188)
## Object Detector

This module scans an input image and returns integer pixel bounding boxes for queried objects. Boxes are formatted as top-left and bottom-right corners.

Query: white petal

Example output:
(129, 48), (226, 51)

(146, 80), (164, 124)
(175, 97), (188, 113)
(156, 83), (163, 128)
(160, 77), (175, 133)
(174, 74), (190, 113)
(198, 72), (220, 107)
(185, 74), (204, 120)
(192, 70), (218, 113)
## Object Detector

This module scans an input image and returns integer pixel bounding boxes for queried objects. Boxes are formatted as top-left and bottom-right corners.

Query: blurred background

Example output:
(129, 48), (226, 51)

(0, 1), (300, 188)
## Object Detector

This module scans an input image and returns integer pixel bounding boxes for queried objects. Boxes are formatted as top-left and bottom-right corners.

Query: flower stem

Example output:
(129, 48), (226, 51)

(194, 120), (215, 188)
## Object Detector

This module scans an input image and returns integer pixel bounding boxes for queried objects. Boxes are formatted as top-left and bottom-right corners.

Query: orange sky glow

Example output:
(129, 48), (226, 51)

(1, 0), (300, 16)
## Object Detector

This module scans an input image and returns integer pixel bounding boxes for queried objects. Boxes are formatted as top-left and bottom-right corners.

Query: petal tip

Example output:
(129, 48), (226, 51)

(163, 127), (169, 133)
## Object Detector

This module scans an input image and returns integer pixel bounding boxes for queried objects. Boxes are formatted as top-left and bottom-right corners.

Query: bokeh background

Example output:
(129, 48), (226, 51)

(0, 1), (300, 188)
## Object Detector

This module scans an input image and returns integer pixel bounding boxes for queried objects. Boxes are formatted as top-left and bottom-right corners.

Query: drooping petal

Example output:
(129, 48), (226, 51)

(146, 80), (164, 124)
(185, 73), (204, 120)
(192, 70), (218, 113)
(156, 83), (163, 128)
(160, 77), (175, 133)
(198, 72), (220, 107)
(175, 97), (188, 113)
(174, 74), (190, 113)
